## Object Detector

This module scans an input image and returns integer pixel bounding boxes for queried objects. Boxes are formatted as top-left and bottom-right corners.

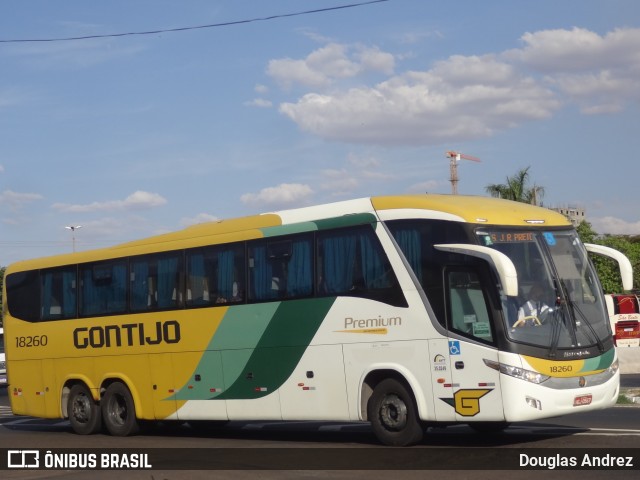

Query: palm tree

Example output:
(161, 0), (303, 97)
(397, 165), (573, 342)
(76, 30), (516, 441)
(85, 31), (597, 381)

(485, 167), (544, 205)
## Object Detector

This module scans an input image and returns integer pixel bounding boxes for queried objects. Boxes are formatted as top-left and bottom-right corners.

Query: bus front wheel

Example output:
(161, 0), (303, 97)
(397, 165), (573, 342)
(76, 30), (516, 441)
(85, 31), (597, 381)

(368, 378), (424, 446)
(102, 382), (140, 436)
(68, 384), (102, 435)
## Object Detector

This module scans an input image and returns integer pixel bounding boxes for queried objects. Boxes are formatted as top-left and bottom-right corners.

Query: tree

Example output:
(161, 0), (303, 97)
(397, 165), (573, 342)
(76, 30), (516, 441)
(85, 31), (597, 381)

(485, 166), (545, 205)
(575, 221), (640, 293)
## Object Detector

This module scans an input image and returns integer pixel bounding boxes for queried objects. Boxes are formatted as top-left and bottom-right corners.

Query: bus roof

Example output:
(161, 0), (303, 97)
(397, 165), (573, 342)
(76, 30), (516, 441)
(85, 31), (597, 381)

(371, 195), (570, 226)
(5, 194), (570, 272)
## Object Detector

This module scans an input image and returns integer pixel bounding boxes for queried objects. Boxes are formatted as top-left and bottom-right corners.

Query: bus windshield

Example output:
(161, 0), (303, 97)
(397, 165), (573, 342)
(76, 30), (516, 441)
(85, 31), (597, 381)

(477, 229), (610, 352)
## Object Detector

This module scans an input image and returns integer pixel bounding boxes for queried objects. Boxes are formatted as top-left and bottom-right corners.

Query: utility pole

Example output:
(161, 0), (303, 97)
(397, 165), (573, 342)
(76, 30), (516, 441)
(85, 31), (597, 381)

(65, 225), (82, 252)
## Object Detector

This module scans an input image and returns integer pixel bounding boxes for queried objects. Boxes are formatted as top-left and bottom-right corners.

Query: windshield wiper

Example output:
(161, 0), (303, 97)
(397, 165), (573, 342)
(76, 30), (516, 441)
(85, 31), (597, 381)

(559, 279), (579, 346)
(548, 279), (565, 358)
(548, 307), (563, 358)
(568, 299), (605, 353)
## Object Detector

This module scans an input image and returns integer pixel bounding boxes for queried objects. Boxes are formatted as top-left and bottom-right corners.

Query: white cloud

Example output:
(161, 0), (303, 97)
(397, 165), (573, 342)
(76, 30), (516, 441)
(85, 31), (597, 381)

(274, 27), (640, 145)
(507, 27), (640, 114)
(280, 57), (559, 146)
(590, 216), (640, 235)
(0, 189), (44, 210)
(408, 180), (442, 193)
(267, 43), (394, 89)
(52, 191), (167, 213)
(180, 213), (220, 227)
(397, 30), (444, 45)
(244, 98), (273, 108)
(347, 152), (380, 170)
(318, 153), (393, 195)
(240, 183), (314, 208)
(319, 169), (360, 194)
(507, 27), (640, 73)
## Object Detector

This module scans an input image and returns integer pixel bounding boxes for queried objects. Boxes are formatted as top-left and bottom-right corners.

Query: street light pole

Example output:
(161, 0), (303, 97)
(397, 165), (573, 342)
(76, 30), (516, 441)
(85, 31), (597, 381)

(65, 225), (82, 252)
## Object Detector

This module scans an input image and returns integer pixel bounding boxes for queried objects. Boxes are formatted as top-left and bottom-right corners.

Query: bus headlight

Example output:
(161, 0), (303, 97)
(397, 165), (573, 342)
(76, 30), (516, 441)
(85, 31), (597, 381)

(484, 359), (550, 384)
(607, 358), (619, 375)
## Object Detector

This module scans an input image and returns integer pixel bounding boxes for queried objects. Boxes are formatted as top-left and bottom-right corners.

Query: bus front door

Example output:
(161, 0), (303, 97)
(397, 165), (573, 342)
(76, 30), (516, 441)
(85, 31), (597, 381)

(443, 268), (505, 423)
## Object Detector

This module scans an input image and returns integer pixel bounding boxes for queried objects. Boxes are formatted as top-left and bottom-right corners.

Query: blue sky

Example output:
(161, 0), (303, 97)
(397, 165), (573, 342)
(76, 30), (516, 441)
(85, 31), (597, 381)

(1, 0), (639, 265)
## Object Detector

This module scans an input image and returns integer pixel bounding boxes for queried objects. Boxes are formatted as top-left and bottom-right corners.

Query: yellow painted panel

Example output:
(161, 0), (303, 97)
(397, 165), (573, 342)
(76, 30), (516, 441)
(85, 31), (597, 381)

(372, 195), (570, 227)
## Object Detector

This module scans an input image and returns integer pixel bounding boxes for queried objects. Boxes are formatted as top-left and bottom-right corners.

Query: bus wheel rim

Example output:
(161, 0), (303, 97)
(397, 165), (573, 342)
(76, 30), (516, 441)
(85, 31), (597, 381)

(72, 394), (92, 423)
(380, 393), (408, 430)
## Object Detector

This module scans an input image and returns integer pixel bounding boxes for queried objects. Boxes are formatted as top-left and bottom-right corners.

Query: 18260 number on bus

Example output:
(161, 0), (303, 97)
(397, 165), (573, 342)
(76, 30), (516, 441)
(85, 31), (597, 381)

(15, 335), (48, 348)
(550, 365), (573, 373)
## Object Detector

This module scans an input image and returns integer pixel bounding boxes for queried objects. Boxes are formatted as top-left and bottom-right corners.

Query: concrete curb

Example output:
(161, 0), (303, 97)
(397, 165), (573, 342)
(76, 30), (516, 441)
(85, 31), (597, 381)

(620, 388), (640, 405)
(617, 347), (640, 374)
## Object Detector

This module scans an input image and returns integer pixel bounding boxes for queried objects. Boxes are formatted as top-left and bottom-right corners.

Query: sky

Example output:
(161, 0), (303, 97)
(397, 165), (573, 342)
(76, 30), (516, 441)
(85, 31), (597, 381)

(1, 0), (640, 266)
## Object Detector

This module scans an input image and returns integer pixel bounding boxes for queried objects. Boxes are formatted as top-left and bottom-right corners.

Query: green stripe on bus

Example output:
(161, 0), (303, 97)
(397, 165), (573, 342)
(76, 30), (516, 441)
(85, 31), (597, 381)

(170, 297), (336, 401)
(581, 348), (615, 372)
(260, 222), (318, 237)
(217, 297), (336, 400)
(313, 213), (377, 231)
(259, 213), (378, 238)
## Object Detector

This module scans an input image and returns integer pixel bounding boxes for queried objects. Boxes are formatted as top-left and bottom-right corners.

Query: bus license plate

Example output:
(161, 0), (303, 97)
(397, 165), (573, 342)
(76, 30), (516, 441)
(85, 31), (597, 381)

(573, 394), (592, 406)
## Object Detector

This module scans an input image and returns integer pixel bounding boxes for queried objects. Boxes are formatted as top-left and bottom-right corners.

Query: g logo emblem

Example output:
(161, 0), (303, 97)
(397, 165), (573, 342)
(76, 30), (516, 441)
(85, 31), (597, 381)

(453, 389), (491, 416)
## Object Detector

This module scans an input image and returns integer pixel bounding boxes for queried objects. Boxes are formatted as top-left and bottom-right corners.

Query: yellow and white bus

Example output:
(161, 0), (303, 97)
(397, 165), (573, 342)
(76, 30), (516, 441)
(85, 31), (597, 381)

(2, 195), (633, 445)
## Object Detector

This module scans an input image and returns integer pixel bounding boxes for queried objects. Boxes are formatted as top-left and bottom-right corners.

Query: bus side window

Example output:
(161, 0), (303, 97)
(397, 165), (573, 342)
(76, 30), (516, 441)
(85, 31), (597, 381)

(186, 244), (245, 307)
(80, 261), (128, 316)
(130, 253), (184, 312)
(5, 270), (40, 322)
(248, 234), (312, 302)
(317, 225), (405, 307)
(41, 267), (77, 320)
(447, 269), (494, 343)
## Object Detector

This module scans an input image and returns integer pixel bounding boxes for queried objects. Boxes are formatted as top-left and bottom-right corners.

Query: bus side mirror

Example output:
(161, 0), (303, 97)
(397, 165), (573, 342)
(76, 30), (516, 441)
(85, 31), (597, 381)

(585, 243), (634, 291)
(434, 244), (518, 297)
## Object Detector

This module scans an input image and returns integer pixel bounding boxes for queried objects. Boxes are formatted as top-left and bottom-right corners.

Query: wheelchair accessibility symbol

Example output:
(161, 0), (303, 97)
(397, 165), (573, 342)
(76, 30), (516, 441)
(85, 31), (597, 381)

(449, 340), (461, 355)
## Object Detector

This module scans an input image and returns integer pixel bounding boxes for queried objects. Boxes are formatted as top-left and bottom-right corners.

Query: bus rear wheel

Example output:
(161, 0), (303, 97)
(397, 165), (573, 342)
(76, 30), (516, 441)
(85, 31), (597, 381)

(102, 382), (140, 436)
(68, 384), (102, 435)
(368, 378), (424, 446)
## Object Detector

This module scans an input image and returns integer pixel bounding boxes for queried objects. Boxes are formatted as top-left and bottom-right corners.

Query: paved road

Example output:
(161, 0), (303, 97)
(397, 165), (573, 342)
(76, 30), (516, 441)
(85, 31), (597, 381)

(1, 377), (639, 479)
(620, 373), (640, 388)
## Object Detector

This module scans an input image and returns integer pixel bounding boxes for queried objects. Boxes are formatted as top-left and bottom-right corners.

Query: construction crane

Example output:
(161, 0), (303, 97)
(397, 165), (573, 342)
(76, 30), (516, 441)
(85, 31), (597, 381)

(445, 151), (480, 194)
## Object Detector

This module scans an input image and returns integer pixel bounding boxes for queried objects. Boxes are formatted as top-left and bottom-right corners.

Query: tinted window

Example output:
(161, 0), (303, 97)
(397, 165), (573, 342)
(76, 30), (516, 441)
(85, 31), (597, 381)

(186, 244), (245, 306)
(387, 220), (469, 323)
(5, 271), (40, 321)
(317, 225), (406, 307)
(447, 269), (494, 343)
(42, 267), (77, 320)
(249, 234), (313, 302)
(130, 252), (184, 312)
(80, 260), (128, 316)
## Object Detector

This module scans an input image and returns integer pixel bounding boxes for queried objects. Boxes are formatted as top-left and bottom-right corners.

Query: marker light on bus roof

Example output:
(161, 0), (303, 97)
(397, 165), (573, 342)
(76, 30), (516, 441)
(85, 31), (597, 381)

(524, 219), (546, 224)
(484, 359), (550, 384)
